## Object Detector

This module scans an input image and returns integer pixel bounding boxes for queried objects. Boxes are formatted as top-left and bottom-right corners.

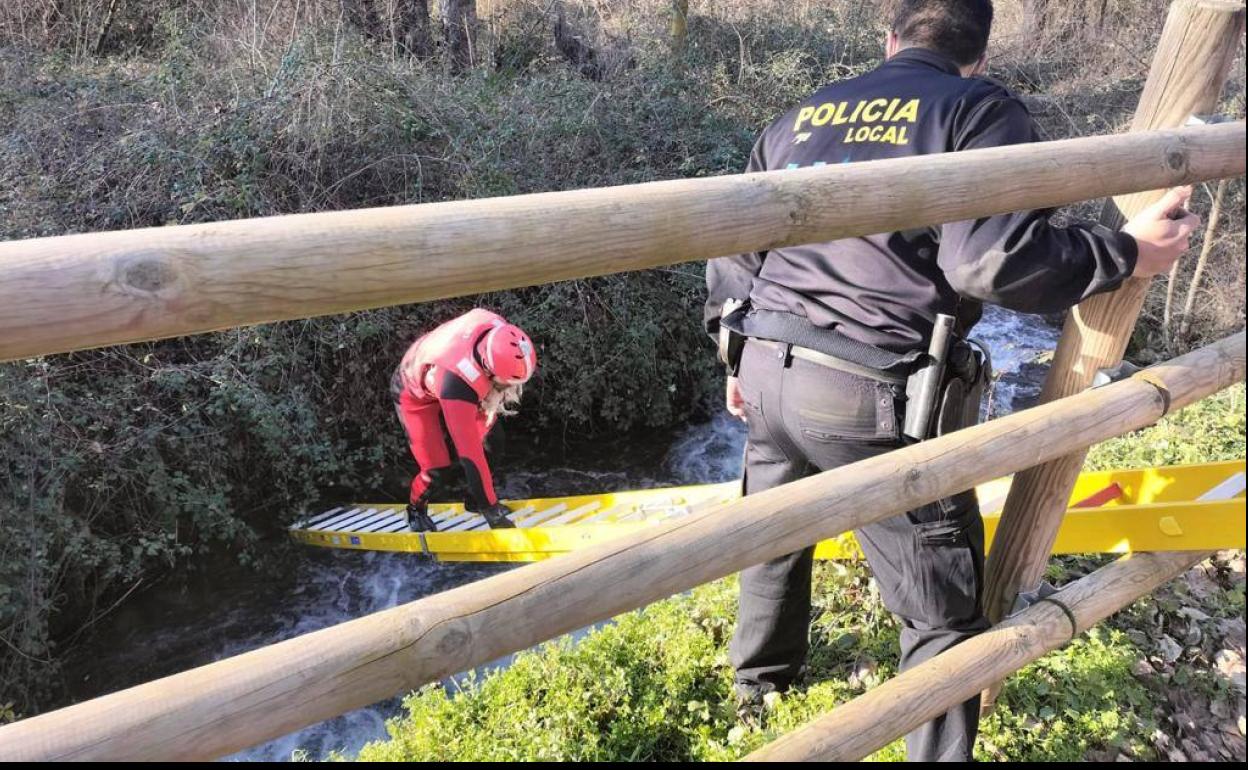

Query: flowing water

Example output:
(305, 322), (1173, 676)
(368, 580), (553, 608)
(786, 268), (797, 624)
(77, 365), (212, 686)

(55, 305), (1060, 761)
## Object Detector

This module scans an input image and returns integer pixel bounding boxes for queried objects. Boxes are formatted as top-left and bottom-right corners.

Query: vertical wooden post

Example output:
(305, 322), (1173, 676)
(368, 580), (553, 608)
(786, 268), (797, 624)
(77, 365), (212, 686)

(670, 0), (689, 54)
(440, 0), (478, 70)
(396, 0), (433, 57)
(980, 0), (1245, 711)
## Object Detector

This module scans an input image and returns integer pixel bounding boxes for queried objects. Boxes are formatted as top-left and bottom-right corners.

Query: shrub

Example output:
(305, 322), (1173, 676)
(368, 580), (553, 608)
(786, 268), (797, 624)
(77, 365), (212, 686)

(354, 565), (1158, 762)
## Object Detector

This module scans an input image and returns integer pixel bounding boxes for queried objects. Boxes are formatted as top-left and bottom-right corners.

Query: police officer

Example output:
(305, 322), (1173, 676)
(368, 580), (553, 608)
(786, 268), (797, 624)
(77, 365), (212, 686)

(704, 0), (1199, 762)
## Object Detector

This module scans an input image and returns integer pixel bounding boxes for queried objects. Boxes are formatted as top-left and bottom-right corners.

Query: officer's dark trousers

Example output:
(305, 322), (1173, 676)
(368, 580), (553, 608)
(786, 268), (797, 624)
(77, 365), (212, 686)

(731, 339), (990, 762)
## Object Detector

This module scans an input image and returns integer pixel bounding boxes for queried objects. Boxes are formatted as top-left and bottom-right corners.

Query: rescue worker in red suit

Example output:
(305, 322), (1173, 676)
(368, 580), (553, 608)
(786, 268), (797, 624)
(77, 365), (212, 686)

(391, 309), (537, 532)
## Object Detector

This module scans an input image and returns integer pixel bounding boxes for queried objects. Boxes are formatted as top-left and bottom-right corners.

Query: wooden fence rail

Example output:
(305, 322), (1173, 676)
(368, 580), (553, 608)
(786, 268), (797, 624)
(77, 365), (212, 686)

(743, 549), (1211, 761)
(0, 332), (1240, 760)
(0, 121), (1243, 362)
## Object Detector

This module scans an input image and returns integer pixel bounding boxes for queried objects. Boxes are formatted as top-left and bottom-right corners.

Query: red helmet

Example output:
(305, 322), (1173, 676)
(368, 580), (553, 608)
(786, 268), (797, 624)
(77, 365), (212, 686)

(478, 323), (537, 384)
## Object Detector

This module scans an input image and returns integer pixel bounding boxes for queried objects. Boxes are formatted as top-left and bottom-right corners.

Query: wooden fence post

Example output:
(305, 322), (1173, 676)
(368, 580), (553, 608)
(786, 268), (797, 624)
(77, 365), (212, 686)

(980, 0), (1246, 711)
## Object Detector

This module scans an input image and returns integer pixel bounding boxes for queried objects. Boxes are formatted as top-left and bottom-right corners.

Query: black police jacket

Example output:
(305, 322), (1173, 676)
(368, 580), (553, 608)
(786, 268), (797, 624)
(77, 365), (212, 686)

(705, 48), (1138, 354)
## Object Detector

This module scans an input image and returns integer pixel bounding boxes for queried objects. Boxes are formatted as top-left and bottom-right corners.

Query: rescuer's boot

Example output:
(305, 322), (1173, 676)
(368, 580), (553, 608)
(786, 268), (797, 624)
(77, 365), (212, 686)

(406, 502), (437, 532)
(478, 502), (516, 529)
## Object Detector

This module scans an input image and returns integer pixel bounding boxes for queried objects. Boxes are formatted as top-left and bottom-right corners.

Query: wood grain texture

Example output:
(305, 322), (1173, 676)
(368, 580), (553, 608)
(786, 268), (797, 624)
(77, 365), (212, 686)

(0, 333), (1240, 761)
(0, 122), (1243, 362)
(742, 550), (1210, 762)
(982, 0), (1246, 640)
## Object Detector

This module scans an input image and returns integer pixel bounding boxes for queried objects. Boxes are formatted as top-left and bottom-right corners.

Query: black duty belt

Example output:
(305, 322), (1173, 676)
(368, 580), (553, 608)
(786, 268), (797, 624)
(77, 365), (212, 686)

(752, 339), (908, 385)
(722, 305), (925, 378)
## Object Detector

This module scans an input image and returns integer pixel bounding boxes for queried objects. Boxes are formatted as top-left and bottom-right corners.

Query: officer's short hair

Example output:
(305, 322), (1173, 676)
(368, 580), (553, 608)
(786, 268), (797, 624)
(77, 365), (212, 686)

(891, 0), (994, 66)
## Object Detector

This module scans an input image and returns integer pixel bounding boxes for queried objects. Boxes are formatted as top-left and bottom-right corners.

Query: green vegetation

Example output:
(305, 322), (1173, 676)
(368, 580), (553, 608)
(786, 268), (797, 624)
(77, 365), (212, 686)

(353, 569), (1157, 762)
(356, 386), (1245, 762)
(1, 1), (761, 710)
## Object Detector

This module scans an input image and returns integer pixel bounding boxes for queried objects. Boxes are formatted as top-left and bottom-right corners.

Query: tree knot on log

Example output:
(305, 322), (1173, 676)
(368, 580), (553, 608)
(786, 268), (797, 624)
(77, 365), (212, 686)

(905, 467), (922, 485)
(1163, 140), (1190, 176)
(1131, 370), (1173, 416)
(435, 625), (470, 656)
(115, 253), (183, 298)
(778, 187), (814, 231)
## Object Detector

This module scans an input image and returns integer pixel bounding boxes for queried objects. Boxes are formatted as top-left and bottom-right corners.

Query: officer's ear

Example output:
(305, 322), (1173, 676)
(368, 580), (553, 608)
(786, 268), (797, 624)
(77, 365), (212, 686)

(884, 30), (900, 59)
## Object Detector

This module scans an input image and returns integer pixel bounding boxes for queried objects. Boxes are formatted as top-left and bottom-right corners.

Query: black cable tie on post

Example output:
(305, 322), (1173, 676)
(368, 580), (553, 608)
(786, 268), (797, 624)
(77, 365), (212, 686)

(1132, 370), (1174, 417)
(1092, 361), (1173, 418)
(1037, 597), (1080, 643)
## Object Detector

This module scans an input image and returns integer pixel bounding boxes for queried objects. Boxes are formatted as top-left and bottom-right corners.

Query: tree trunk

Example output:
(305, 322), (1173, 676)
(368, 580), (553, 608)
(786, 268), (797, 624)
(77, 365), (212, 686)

(440, 0), (478, 71)
(1021, 0), (1070, 49)
(979, 0), (1246, 714)
(478, 0), (504, 20)
(342, 0), (386, 41)
(394, 0), (432, 57)
(670, 0), (689, 54)
(93, 0), (122, 55)
(744, 549), (1214, 761)
(0, 122), (1241, 361)
(553, 5), (603, 80)
(1, 333), (1241, 760)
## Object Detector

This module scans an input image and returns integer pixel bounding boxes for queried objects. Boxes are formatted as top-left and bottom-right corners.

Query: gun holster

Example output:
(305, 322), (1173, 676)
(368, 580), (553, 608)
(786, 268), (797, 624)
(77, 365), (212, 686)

(933, 340), (992, 437)
(718, 298), (748, 375)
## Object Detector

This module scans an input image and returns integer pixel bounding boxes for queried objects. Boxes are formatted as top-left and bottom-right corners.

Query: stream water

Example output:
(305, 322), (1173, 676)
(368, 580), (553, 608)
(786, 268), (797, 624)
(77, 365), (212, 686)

(55, 305), (1059, 761)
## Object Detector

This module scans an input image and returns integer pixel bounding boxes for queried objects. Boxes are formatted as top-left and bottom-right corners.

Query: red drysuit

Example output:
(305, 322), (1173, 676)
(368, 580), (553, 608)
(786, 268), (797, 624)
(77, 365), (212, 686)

(391, 309), (508, 510)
